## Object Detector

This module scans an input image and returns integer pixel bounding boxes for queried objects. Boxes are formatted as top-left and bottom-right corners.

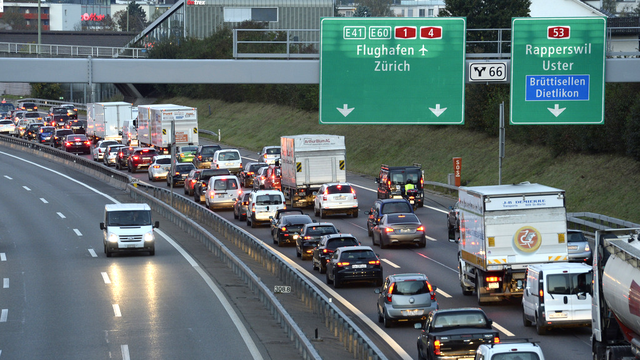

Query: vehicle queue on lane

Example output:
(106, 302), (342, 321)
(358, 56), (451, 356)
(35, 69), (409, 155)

(66, 138), (592, 360)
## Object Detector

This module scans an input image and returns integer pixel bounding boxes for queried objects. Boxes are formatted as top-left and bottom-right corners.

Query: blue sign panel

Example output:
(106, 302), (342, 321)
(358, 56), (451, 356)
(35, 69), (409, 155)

(525, 75), (590, 101)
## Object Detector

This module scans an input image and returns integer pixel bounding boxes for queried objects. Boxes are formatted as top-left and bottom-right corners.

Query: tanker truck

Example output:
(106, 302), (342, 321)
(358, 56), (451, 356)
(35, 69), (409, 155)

(592, 228), (640, 359)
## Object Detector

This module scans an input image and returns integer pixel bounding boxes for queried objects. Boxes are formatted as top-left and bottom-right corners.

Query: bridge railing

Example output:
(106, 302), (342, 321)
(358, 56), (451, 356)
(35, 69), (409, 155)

(0, 42), (147, 59)
(15, 98), (87, 111)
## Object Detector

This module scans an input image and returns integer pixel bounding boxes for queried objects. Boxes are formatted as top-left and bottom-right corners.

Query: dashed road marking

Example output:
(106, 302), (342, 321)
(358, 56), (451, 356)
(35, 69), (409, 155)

(112, 304), (121, 317)
(22, 186), (30, 191)
(426, 235), (437, 242)
(4, 175), (12, 180)
(417, 252), (457, 273)
(73, 229), (82, 236)
(0, 253), (5, 262)
(381, 259), (400, 268)
(88, 249), (97, 258)
(493, 322), (515, 337)
(40, 198), (48, 204)
(57, 212), (66, 219)
(3, 278), (8, 289)
(101, 272), (111, 284)
(121, 344), (130, 360)
(0, 309), (7, 322)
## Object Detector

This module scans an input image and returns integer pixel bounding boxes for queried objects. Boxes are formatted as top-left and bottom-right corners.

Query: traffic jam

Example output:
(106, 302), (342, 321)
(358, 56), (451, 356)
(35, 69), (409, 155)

(1, 99), (612, 360)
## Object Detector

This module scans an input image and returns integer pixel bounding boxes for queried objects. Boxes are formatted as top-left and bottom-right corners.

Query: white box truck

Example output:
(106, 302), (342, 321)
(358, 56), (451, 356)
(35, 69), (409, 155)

(280, 134), (346, 207)
(89, 102), (133, 143)
(450, 182), (569, 304)
(137, 104), (198, 154)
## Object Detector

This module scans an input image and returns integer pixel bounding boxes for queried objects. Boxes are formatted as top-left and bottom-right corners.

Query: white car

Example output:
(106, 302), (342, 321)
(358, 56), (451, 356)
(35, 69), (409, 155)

(92, 139), (119, 161)
(258, 146), (281, 165)
(147, 155), (172, 181)
(211, 149), (243, 174)
(476, 339), (546, 360)
(0, 119), (15, 134)
(246, 190), (285, 228)
(314, 182), (359, 218)
(103, 144), (125, 166)
(204, 175), (241, 210)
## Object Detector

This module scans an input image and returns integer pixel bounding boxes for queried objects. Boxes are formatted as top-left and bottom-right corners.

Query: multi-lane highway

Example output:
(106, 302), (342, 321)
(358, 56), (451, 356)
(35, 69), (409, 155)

(2, 137), (592, 359)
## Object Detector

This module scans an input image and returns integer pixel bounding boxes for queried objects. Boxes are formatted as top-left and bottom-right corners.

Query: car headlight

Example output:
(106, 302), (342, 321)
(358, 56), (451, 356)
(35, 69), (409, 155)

(144, 231), (154, 242)
(108, 233), (119, 243)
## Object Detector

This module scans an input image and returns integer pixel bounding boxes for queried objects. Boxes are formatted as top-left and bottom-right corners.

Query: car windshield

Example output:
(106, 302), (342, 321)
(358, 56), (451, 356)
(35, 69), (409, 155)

(213, 178), (238, 190)
(156, 158), (171, 165)
(383, 202), (413, 213)
(284, 215), (312, 225)
(327, 238), (359, 249)
(389, 169), (421, 184)
(327, 184), (352, 194)
(107, 210), (151, 226)
(266, 147), (280, 155)
(176, 164), (195, 171)
(219, 151), (240, 161)
(40, 127), (55, 133)
(201, 146), (219, 155)
(0, 104), (14, 112)
(100, 141), (118, 148)
(306, 226), (338, 236)
(387, 214), (419, 223)
(0, 120), (12, 125)
(393, 280), (429, 295)
(181, 146), (197, 152)
(56, 130), (73, 136)
(567, 231), (587, 243)
(433, 312), (487, 328)
(491, 352), (540, 360)
(340, 249), (376, 261)
(256, 194), (282, 205)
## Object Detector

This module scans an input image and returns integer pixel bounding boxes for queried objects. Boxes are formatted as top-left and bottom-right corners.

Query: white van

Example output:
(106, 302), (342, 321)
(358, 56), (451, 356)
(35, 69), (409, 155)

(247, 190), (285, 228)
(522, 262), (592, 334)
(122, 119), (138, 146)
(99, 203), (159, 257)
(205, 175), (241, 210)
(211, 149), (242, 175)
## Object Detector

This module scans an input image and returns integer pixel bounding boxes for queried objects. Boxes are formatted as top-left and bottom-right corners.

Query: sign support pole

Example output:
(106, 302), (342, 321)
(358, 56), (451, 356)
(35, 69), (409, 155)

(499, 102), (505, 185)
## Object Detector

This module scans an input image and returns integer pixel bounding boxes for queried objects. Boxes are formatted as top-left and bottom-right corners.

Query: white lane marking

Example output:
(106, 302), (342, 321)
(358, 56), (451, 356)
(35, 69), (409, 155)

(4, 175), (12, 180)
(88, 249), (97, 258)
(417, 252), (457, 273)
(3, 278), (8, 288)
(101, 272), (111, 284)
(350, 223), (367, 231)
(424, 204), (448, 214)
(155, 229), (264, 360)
(266, 247), (412, 360)
(381, 259), (400, 269)
(493, 322), (515, 337)
(349, 184), (450, 214)
(40, 198), (48, 204)
(73, 229), (82, 236)
(0, 253), (5, 261)
(426, 235), (437, 242)
(349, 183), (375, 193)
(22, 186), (30, 191)
(121, 344), (130, 360)
(57, 212), (66, 219)
(436, 288), (452, 298)
(112, 304), (121, 317)
(0, 309), (7, 322)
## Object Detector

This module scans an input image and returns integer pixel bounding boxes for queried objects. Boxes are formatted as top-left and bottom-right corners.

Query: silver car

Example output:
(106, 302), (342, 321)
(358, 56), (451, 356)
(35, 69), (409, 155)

(567, 229), (592, 264)
(147, 155), (172, 181)
(375, 273), (438, 328)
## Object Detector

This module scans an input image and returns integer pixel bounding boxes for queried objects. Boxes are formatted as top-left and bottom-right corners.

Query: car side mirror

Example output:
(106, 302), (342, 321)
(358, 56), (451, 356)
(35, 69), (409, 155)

(488, 319), (493, 327)
(374, 178), (380, 183)
(448, 238), (459, 244)
(364, 211), (371, 215)
(374, 288), (381, 294)
(414, 323), (423, 330)
(100, 222), (105, 230)
(577, 292), (587, 300)
(154, 221), (160, 229)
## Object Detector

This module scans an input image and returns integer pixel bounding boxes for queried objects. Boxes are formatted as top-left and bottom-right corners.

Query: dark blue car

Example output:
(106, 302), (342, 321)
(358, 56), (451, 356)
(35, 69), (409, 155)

(37, 126), (56, 144)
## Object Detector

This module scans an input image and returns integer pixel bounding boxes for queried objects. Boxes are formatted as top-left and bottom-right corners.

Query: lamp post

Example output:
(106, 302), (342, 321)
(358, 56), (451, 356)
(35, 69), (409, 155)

(37, 0), (41, 54)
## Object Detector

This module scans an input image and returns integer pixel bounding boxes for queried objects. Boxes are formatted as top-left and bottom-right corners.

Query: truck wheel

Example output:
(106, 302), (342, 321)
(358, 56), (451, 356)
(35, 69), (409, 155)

(460, 265), (473, 296)
(523, 312), (532, 327)
(476, 276), (485, 304)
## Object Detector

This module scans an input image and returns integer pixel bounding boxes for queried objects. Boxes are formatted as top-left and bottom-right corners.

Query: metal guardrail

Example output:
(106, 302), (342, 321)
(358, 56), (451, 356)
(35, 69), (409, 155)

(0, 42), (147, 59)
(0, 133), (386, 360)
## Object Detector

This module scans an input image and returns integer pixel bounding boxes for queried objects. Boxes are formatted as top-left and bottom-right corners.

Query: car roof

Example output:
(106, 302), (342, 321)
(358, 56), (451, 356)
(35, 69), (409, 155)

(433, 307), (485, 315)
(253, 190), (283, 195)
(337, 245), (374, 252)
(154, 155), (172, 159)
(323, 233), (356, 240)
(323, 182), (352, 187)
(105, 203), (151, 211)
(387, 273), (428, 282)
(303, 222), (336, 228)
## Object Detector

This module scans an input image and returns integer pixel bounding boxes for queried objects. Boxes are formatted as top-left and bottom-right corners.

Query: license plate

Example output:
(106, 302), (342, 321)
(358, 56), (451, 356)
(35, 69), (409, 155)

(351, 264), (366, 269)
(75, 142), (81, 145)
(400, 229), (412, 233)
(225, 162), (234, 166)
(549, 312), (568, 319)
(336, 195), (346, 200)
(410, 200), (415, 204)
(488, 282), (499, 289)
(126, 244), (138, 248)
(216, 194), (225, 198)
(568, 245), (578, 250)
(401, 309), (424, 316)
(143, 157), (151, 160)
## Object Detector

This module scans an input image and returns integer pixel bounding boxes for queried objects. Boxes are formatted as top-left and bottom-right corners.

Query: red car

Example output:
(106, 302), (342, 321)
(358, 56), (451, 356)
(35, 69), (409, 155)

(127, 148), (159, 173)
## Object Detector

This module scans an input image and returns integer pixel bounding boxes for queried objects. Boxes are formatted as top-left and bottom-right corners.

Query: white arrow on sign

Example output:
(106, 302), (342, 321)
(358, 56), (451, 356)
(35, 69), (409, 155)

(547, 104), (566, 117)
(429, 104), (447, 117)
(337, 104), (354, 117)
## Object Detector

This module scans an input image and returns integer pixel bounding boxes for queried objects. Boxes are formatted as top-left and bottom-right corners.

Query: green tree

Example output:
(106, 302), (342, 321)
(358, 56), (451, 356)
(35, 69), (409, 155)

(355, 0), (392, 17)
(353, 6), (372, 17)
(30, 83), (62, 100)
(440, 0), (530, 29)
(114, 1), (147, 32)
(602, 0), (617, 14)
(0, 8), (28, 30)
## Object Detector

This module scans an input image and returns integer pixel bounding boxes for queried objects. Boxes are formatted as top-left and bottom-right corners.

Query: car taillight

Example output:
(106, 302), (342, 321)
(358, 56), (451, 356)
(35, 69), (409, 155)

(251, 203), (256, 213)
(427, 282), (436, 300)
(336, 262), (350, 267)
(175, 171), (180, 175)
(387, 283), (394, 302)
(153, 165), (160, 169)
(119, 153), (123, 158)
(248, 171), (254, 176)
(65, 142), (72, 147)
(486, 276), (501, 283)
(385, 227), (394, 233)
(434, 339), (441, 355)
(133, 156), (139, 160)
(84, 141), (90, 145)
(494, 336), (500, 344)
(209, 191), (215, 199)
(417, 225), (425, 231)
(323, 249), (334, 254)
(368, 260), (380, 265)
(280, 227), (287, 232)
(351, 188), (357, 199)
(198, 155), (202, 160)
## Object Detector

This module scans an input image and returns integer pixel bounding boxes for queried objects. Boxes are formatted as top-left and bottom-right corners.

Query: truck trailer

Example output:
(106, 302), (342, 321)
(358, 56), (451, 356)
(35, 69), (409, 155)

(592, 228), (640, 360)
(450, 182), (569, 304)
(280, 134), (346, 207)
(86, 102), (133, 143)
(137, 104), (198, 154)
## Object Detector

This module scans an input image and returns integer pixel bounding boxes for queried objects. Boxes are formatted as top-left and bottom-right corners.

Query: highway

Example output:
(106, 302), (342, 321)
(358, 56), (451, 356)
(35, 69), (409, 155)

(0, 137), (592, 359)
(80, 139), (592, 359)
(0, 144), (300, 360)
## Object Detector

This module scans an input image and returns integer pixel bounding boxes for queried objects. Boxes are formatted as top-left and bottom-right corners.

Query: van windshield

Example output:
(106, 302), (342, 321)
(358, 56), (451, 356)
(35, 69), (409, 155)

(107, 211), (151, 226)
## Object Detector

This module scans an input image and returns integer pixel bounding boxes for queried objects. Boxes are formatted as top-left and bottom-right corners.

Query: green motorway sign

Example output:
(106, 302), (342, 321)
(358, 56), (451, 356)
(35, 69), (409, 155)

(510, 17), (606, 125)
(319, 18), (466, 125)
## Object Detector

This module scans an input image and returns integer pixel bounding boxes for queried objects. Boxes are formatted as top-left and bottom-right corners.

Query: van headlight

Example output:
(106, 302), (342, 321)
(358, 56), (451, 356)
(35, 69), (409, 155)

(108, 233), (119, 243)
(144, 231), (155, 242)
